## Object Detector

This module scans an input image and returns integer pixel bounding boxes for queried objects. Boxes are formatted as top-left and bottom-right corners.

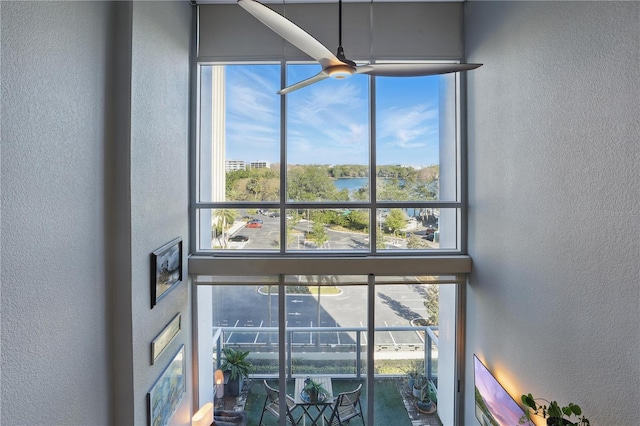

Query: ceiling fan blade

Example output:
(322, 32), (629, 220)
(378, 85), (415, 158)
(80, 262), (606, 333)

(238, 0), (344, 69)
(355, 62), (482, 77)
(278, 70), (330, 95)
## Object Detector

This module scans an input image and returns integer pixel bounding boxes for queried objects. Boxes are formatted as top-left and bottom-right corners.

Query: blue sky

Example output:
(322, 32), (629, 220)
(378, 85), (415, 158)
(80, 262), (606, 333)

(224, 64), (441, 166)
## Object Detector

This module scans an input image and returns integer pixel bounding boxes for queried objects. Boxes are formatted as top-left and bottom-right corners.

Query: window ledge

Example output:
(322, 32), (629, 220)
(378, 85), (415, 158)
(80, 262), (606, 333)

(189, 255), (471, 277)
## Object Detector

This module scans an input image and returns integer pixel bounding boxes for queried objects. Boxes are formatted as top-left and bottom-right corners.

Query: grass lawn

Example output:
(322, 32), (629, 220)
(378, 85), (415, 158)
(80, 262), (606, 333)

(243, 378), (412, 426)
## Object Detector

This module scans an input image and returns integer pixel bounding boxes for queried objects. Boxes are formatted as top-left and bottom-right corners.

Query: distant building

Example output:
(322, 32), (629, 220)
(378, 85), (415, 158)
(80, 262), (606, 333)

(225, 160), (246, 171)
(250, 161), (270, 169)
(397, 164), (426, 170)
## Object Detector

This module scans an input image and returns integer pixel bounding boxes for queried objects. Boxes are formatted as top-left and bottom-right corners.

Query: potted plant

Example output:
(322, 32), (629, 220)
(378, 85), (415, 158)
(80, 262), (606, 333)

(413, 375), (427, 398)
(220, 347), (253, 396)
(302, 377), (329, 403)
(402, 359), (423, 391)
(520, 393), (590, 426)
(415, 386), (436, 414)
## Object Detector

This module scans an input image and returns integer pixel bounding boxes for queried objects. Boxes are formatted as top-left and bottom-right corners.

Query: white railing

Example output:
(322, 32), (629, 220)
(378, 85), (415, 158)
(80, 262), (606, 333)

(213, 325), (438, 383)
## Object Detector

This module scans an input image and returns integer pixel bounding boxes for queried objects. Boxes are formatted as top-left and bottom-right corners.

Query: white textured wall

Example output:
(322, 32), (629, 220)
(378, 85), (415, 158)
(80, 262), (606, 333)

(129, 2), (192, 425)
(465, 2), (639, 426)
(1, 2), (193, 425)
(1, 2), (113, 424)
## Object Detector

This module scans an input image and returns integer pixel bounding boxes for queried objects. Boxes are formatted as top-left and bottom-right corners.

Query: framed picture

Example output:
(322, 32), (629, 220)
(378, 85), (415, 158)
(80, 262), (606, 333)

(151, 313), (182, 365)
(151, 237), (182, 308)
(148, 345), (186, 426)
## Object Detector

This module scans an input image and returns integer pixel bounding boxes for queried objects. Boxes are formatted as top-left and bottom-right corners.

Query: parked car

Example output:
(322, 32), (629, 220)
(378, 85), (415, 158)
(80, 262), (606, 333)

(229, 235), (249, 242)
(424, 233), (435, 242)
(245, 221), (262, 228)
(248, 218), (263, 224)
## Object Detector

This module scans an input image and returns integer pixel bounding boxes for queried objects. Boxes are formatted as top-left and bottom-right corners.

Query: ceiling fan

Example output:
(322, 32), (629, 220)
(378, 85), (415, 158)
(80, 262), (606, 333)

(238, 0), (482, 95)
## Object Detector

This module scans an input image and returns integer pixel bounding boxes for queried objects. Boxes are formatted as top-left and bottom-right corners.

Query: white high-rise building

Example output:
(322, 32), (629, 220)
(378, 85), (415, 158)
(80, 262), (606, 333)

(225, 160), (246, 171)
(249, 160), (269, 169)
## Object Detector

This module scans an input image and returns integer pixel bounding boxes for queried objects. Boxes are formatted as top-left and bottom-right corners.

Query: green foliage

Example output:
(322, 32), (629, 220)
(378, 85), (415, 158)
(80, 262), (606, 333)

(520, 394), (590, 426)
(220, 347), (253, 380)
(225, 164), (440, 204)
(384, 209), (408, 235)
(345, 210), (368, 230)
(287, 166), (344, 201)
(302, 378), (329, 397)
(213, 209), (238, 248)
(377, 179), (410, 201)
(423, 284), (439, 325)
(407, 233), (430, 249)
(402, 359), (424, 380)
(226, 168), (279, 201)
(309, 221), (328, 248)
(376, 231), (386, 249)
(328, 164), (368, 178)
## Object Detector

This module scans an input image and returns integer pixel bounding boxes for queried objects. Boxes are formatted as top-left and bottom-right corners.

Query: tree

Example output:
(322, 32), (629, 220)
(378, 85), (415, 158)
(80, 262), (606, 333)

(287, 166), (342, 201)
(412, 183), (437, 201)
(384, 209), (408, 236)
(407, 232), (429, 249)
(376, 229), (386, 249)
(345, 210), (368, 231)
(377, 179), (410, 201)
(213, 208), (238, 248)
(423, 284), (439, 325)
(310, 221), (329, 248)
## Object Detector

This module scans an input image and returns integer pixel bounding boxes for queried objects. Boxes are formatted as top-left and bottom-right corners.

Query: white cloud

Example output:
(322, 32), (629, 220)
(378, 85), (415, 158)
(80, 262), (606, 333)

(378, 103), (438, 149)
(287, 79), (369, 163)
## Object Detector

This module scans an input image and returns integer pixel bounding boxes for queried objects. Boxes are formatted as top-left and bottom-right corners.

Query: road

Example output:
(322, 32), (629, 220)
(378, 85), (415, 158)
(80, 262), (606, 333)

(226, 212), (435, 251)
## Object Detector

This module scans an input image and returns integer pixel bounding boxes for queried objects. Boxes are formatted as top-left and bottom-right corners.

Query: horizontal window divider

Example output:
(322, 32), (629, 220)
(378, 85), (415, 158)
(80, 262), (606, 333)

(373, 202), (462, 208)
(195, 202), (281, 209)
(215, 325), (437, 334)
(195, 202), (463, 209)
(197, 57), (283, 65)
(189, 254), (471, 276)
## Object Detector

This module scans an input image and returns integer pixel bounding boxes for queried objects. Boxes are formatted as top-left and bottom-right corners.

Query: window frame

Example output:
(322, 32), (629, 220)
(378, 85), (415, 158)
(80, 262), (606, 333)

(190, 59), (471, 426)
(191, 60), (468, 257)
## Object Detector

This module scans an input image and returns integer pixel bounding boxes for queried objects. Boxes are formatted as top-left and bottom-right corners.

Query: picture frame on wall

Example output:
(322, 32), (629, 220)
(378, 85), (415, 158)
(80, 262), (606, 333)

(151, 313), (182, 365)
(151, 237), (182, 308)
(148, 345), (186, 426)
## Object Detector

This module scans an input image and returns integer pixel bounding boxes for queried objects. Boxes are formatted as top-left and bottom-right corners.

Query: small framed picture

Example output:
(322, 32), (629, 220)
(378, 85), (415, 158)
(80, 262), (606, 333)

(148, 345), (186, 426)
(151, 313), (182, 365)
(151, 237), (182, 308)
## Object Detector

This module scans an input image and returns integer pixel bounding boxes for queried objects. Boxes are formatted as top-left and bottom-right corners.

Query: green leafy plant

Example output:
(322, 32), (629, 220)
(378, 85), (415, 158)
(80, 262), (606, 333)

(220, 347), (253, 381)
(402, 359), (424, 380)
(520, 393), (590, 426)
(413, 374), (427, 391)
(303, 377), (329, 402)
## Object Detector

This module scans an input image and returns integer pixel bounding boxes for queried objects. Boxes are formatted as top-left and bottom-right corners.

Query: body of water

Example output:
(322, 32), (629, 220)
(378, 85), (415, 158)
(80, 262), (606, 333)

(333, 178), (438, 219)
(334, 177), (368, 193)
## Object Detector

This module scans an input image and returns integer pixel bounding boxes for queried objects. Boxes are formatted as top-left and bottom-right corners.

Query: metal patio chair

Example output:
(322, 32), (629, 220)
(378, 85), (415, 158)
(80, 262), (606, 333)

(259, 380), (299, 425)
(327, 384), (364, 426)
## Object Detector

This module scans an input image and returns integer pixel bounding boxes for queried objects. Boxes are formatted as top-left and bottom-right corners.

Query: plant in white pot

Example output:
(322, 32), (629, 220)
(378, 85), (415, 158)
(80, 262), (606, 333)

(220, 347), (253, 397)
(520, 394), (590, 426)
(412, 375), (427, 398)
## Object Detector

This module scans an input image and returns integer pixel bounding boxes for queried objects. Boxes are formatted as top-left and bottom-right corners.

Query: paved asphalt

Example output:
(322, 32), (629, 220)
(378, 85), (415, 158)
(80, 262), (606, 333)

(212, 278), (433, 350)
(220, 212), (436, 352)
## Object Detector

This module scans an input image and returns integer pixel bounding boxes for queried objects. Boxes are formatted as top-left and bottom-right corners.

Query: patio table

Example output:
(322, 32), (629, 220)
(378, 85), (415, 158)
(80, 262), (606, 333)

(293, 377), (334, 425)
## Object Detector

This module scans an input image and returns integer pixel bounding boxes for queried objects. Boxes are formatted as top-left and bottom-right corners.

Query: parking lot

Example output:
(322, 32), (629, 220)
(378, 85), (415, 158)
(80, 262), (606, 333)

(212, 280), (433, 350)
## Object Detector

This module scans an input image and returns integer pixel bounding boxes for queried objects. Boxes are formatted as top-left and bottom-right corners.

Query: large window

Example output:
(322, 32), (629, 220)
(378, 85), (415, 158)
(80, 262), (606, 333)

(194, 63), (463, 255)
(197, 273), (462, 425)
(193, 60), (470, 426)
